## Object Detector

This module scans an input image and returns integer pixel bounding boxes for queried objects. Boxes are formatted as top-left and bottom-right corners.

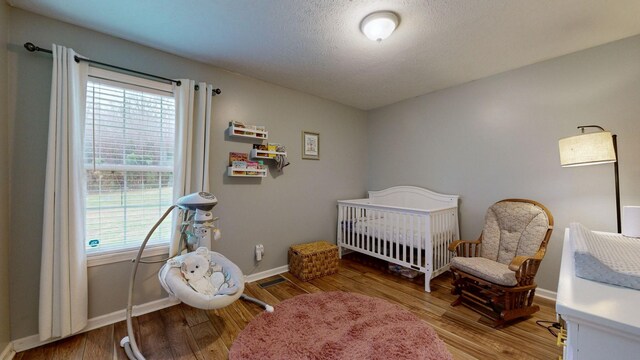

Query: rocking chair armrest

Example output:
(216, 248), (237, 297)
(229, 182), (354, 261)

(448, 239), (481, 256)
(509, 256), (537, 272)
(508, 249), (546, 282)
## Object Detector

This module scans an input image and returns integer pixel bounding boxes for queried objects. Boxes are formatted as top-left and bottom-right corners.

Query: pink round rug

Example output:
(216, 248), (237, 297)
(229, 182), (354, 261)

(229, 291), (452, 360)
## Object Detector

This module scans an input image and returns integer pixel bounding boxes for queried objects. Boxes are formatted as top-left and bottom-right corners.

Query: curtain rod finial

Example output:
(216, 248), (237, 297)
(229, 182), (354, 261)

(24, 42), (37, 52)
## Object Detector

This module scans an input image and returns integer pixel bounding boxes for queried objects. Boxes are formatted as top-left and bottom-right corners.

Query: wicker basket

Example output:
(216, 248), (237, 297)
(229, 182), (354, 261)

(288, 241), (339, 281)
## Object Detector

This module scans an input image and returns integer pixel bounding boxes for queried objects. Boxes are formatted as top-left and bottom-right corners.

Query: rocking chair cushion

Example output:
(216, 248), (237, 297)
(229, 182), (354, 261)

(481, 201), (551, 264)
(451, 256), (518, 286)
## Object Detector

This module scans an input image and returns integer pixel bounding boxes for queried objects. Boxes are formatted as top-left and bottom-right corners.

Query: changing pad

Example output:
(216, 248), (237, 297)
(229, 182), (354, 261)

(570, 223), (640, 290)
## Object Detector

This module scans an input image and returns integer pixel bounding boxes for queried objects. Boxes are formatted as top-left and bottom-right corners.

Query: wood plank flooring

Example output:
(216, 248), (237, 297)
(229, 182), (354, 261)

(15, 256), (562, 359)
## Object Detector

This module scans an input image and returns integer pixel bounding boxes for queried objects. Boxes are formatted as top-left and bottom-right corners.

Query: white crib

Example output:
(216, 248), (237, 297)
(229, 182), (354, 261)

(337, 186), (460, 292)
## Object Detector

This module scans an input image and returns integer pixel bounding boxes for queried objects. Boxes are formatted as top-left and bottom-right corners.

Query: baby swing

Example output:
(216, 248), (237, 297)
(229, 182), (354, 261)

(120, 192), (273, 360)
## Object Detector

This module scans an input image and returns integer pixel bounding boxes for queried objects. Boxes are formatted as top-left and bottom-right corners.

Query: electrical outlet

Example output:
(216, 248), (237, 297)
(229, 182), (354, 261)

(255, 244), (265, 261)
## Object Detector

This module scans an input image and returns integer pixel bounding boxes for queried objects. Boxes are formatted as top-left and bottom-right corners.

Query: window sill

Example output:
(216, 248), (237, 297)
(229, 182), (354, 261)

(87, 244), (170, 267)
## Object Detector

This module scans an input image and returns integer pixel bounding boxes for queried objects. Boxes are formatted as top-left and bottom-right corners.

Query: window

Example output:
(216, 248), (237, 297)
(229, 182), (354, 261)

(84, 68), (175, 255)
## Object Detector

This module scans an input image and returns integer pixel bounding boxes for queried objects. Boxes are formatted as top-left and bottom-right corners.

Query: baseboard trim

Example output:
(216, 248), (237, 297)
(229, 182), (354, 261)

(535, 287), (557, 301)
(85, 296), (180, 333)
(0, 342), (15, 360)
(12, 265), (291, 353)
(11, 296), (180, 353)
(244, 265), (289, 283)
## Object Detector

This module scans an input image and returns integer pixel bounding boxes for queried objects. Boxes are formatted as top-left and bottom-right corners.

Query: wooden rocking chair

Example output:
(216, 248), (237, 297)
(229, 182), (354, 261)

(448, 199), (553, 326)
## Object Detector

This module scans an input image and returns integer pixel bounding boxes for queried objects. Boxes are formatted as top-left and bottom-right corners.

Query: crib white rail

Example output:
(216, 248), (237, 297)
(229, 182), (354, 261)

(337, 200), (459, 292)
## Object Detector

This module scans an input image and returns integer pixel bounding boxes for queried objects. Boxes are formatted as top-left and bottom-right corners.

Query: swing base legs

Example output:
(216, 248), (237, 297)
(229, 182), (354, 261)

(241, 294), (274, 312)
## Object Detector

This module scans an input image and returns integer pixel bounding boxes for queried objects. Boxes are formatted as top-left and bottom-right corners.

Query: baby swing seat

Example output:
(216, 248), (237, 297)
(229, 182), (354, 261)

(159, 247), (245, 310)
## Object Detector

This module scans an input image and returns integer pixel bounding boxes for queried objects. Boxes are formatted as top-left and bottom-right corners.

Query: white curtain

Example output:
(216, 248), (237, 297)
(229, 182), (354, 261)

(39, 45), (89, 341)
(170, 80), (213, 255)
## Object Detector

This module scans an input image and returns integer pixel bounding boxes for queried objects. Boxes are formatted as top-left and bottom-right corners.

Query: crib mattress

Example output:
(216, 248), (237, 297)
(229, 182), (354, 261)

(570, 223), (640, 290)
(345, 218), (451, 247)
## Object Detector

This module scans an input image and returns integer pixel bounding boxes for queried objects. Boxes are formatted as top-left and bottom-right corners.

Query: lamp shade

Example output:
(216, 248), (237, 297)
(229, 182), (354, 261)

(558, 131), (616, 167)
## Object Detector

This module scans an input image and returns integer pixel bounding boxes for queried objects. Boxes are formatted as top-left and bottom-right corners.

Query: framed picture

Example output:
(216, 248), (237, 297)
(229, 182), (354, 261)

(302, 131), (320, 160)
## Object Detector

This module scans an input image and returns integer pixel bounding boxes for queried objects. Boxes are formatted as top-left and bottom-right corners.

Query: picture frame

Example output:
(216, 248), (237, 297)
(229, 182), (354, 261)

(302, 131), (320, 160)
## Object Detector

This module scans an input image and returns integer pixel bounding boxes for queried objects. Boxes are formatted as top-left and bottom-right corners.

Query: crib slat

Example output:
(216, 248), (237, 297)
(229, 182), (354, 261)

(366, 208), (370, 252)
(345, 206), (349, 247)
(337, 205), (341, 256)
(356, 206), (361, 249)
(376, 209), (381, 257)
(385, 212), (389, 257)
(442, 212), (446, 268)
(409, 215), (414, 266)
(352, 206), (356, 249)
(417, 215), (422, 269)
(436, 214), (439, 262)
(437, 211), (442, 270)
(389, 212), (398, 259)
(448, 211), (451, 260)
(348, 206), (353, 248)
(443, 212), (448, 266)
(382, 211), (386, 257)
(353, 206), (357, 249)
(402, 212), (407, 264)
(360, 206), (365, 250)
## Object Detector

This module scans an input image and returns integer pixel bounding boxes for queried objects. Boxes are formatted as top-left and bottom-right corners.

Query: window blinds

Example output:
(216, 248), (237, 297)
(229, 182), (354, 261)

(84, 76), (176, 253)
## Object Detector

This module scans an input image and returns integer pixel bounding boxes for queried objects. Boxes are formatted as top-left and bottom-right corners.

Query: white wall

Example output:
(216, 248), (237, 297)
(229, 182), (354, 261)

(7, 8), (367, 339)
(367, 34), (640, 292)
(0, 1), (12, 353)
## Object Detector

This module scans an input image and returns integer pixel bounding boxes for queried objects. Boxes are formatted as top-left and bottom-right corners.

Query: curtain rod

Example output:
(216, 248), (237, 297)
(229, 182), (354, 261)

(24, 42), (222, 96)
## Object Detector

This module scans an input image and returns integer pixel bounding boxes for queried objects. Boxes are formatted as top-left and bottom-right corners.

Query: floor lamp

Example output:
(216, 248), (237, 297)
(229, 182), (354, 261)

(558, 125), (620, 233)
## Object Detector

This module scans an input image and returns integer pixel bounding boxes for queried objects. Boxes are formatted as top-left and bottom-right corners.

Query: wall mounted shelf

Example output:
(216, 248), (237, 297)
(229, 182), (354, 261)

(227, 166), (267, 177)
(250, 148), (287, 160)
(228, 124), (268, 139)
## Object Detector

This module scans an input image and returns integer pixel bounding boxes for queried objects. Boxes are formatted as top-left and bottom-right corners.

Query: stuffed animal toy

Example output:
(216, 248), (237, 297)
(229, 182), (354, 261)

(209, 262), (236, 294)
(209, 263), (226, 293)
(180, 248), (215, 295)
(178, 247), (237, 295)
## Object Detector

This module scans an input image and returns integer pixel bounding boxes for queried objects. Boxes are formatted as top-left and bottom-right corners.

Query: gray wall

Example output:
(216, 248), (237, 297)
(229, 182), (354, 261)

(367, 35), (640, 292)
(7, 8), (367, 339)
(0, 1), (12, 352)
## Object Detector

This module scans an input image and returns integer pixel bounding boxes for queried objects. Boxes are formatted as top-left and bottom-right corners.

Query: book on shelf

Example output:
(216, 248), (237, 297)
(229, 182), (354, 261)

(229, 152), (248, 166)
(232, 161), (247, 168)
(246, 161), (259, 175)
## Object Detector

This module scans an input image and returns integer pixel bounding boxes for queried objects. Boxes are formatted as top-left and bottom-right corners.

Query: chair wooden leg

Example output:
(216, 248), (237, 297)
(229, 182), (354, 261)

(450, 271), (462, 295)
(448, 272), (542, 326)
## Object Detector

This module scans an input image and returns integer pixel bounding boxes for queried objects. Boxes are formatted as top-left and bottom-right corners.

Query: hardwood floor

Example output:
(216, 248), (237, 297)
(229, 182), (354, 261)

(15, 256), (562, 359)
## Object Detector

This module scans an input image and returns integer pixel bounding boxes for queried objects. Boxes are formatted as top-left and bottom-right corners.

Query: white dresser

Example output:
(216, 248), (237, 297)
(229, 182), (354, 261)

(556, 228), (640, 360)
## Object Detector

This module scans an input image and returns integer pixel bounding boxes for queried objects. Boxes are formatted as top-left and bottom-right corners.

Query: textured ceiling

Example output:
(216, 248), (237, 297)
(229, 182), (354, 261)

(8, 0), (640, 110)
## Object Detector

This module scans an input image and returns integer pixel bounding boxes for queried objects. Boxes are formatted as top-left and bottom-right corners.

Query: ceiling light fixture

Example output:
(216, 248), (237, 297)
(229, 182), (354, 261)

(360, 11), (399, 42)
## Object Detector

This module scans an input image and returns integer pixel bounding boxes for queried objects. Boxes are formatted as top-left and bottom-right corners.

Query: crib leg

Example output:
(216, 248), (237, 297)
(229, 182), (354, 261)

(424, 272), (432, 293)
(241, 294), (275, 312)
